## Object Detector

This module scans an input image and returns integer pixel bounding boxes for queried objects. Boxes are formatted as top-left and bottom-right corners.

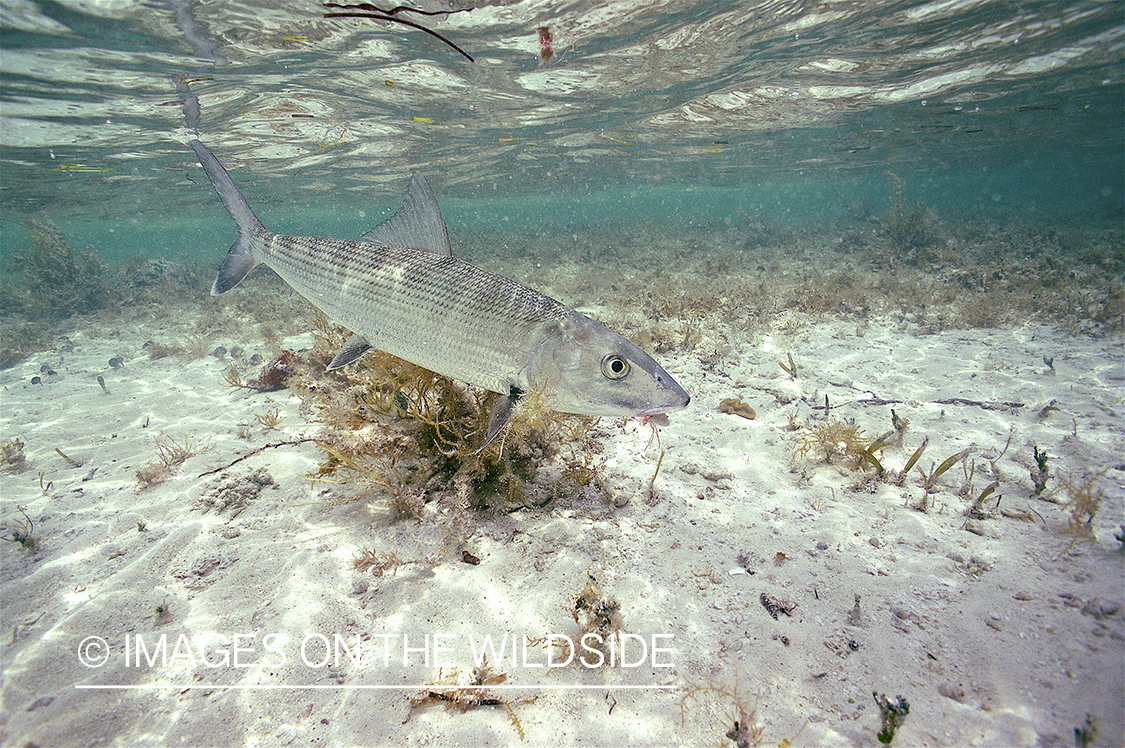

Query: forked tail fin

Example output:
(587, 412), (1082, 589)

(190, 139), (265, 295)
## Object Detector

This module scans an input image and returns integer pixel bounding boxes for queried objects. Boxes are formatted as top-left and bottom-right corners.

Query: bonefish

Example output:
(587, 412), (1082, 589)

(190, 139), (689, 446)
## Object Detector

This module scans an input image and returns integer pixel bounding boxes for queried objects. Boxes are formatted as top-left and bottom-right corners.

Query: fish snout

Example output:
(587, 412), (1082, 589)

(644, 368), (690, 414)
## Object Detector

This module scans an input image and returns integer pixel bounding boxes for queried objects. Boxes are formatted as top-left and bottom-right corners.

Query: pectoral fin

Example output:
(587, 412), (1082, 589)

(326, 335), (372, 371)
(476, 386), (524, 453)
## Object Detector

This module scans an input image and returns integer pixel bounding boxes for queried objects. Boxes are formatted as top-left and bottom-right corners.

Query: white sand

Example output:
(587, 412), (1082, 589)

(1, 314), (1122, 747)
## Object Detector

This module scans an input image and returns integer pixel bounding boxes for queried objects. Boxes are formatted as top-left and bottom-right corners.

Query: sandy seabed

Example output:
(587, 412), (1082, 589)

(1, 311), (1122, 747)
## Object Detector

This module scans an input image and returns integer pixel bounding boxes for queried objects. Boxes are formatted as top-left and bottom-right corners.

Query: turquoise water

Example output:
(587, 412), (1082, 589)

(4, 160), (1121, 269)
(1, 0), (1122, 270)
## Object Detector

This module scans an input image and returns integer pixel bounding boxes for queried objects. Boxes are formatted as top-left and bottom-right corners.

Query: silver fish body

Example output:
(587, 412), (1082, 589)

(190, 140), (689, 433)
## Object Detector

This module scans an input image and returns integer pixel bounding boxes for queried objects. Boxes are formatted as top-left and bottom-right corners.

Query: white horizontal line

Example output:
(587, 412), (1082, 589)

(76, 684), (674, 691)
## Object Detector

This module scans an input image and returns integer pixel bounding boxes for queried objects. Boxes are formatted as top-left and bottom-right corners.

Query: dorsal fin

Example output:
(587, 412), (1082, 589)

(362, 172), (452, 256)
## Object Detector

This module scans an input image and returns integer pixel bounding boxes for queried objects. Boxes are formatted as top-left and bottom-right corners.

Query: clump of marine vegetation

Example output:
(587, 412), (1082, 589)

(135, 433), (210, 489)
(569, 575), (623, 656)
(0, 219), (108, 368)
(283, 314), (612, 538)
(876, 173), (944, 259)
(679, 669), (808, 748)
(1, 219), (108, 319)
(1, 505), (38, 553)
(1, 438), (28, 474)
(873, 692), (910, 744)
(403, 657), (535, 739)
(787, 404), (1114, 550)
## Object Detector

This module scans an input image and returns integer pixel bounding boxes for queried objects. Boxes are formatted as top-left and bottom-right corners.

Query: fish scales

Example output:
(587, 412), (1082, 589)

(258, 230), (568, 394)
(190, 138), (688, 444)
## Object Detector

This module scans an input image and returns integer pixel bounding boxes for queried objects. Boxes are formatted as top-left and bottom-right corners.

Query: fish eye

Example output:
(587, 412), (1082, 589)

(601, 354), (630, 380)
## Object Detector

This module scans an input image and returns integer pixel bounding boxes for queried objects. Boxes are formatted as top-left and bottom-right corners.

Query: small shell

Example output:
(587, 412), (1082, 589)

(719, 398), (755, 420)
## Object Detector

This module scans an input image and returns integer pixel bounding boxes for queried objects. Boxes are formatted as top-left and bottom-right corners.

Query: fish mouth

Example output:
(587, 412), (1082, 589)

(637, 392), (691, 417)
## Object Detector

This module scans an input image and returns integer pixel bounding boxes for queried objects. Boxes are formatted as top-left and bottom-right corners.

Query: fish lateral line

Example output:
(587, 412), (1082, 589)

(189, 139), (690, 444)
